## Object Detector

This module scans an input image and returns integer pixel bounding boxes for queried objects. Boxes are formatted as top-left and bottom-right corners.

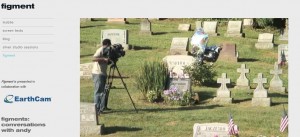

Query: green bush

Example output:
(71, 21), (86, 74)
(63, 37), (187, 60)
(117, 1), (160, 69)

(184, 63), (217, 86)
(135, 61), (168, 102)
(253, 18), (274, 28)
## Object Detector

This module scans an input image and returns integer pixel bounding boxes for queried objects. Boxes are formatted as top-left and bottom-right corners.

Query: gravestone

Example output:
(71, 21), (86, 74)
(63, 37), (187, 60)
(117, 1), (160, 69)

(101, 29), (129, 50)
(279, 19), (288, 41)
(169, 37), (189, 55)
(252, 73), (271, 107)
(255, 33), (274, 49)
(243, 19), (253, 26)
(269, 62), (285, 92)
(195, 21), (202, 30)
(178, 24), (191, 31)
(140, 18), (152, 35)
(193, 123), (229, 137)
(163, 55), (195, 93)
(213, 73), (232, 104)
(80, 102), (103, 136)
(163, 55), (196, 78)
(80, 18), (91, 22)
(203, 21), (218, 36)
(234, 64), (250, 89)
(278, 44), (288, 65)
(225, 21), (244, 37)
(218, 43), (238, 62)
(107, 18), (127, 24)
(80, 63), (94, 79)
(168, 78), (192, 93)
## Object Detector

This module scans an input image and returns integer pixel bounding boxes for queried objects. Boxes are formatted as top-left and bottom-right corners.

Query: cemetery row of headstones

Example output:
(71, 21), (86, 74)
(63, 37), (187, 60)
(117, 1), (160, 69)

(213, 62), (286, 107)
(80, 18), (288, 79)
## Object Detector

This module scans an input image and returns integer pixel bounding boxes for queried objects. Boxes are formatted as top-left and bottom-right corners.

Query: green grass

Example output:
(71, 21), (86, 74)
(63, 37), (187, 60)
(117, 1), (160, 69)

(80, 18), (288, 137)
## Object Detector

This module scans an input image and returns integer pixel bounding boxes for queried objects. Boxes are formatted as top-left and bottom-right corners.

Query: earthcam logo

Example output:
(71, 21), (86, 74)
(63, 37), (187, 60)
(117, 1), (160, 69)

(4, 95), (14, 103)
(4, 95), (52, 103)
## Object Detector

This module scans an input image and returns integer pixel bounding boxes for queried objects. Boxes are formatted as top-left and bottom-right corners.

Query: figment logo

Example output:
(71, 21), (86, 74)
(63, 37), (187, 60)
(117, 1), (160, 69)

(4, 94), (52, 103)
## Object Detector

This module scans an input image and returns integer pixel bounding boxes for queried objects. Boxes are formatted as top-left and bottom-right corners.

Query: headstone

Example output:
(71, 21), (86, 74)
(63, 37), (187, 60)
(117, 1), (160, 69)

(195, 21), (202, 30)
(169, 37), (189, 55)
(178, 24), (191, 31)
(101, 29), (129, 50)
(252, 73), (271, 107)
(80, 18), (91, 22)
(279, 19), (288, 41)
(148, 18), (161, 20)
(140, 18), (152, 35)
(106, 18), (127, 24)
(278, 44), (288, 65)
(163, 55), (196, 78)
(225, 21), (244, 37)
(80, 103), (103, 136)
(80, 63), (94, 79)
(168, 78), (192, 93)
(213, 73), (232, 104)
(218, 43), (238, 62)
(203, 21), (218, 36)
(255, 33), (274, 49)
(269, 62), (285, 92)
(243, 19), (253, 26)
(193, 123), (230, 137)
(234, 64), (250, 89)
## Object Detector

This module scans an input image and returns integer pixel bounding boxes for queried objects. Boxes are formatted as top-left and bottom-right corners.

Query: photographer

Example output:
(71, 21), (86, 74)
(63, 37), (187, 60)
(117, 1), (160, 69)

(92, 39), (112, 114)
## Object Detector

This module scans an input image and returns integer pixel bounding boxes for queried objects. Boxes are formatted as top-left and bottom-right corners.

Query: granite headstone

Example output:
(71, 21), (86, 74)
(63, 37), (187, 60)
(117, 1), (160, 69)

(255, 33), (274, 49)
(101, 29), (129, 50)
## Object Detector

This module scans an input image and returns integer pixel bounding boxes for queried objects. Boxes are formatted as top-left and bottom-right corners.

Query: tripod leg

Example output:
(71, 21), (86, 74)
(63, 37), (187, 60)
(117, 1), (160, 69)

(104, 66), (113, 109)
(114, 65), (138, 113)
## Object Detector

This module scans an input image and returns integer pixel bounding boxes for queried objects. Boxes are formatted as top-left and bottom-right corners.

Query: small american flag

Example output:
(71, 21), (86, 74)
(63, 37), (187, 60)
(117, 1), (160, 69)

(280, 110), (288, 132)
(228, 114), (239, 135)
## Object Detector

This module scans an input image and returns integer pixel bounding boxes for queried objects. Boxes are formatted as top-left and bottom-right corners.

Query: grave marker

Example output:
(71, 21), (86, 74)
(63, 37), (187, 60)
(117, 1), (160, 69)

(195, 21), (202, 30)
(225, 21), (244, 37)
(218, 43), (238, 62)
(203, 21), (218, 36)
(168, 78), (192, 93)
(140, 18), (152, 35)
(80, 63), (94, 79)
(80, 103), (103, 136)
(255, 33), (274, 49)
(169, 37), (189, 55)
(193, 123), (230, 137)
(234, 64), (250, 89)
(178, 24), (191, 31)
(163, 55), (196, 78)
(107, 18), (127, 24)
(269, 62), (285, 92)
(80, 18), (91, 22)
(101, 29), (129, 50)
(243, 18), (253, 26)
(252, 73), (271, 107)
(214, 73), (232, 104)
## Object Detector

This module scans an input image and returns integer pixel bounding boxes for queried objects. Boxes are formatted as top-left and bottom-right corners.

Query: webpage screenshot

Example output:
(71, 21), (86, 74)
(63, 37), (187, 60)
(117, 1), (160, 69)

(0, 0), (299, 137)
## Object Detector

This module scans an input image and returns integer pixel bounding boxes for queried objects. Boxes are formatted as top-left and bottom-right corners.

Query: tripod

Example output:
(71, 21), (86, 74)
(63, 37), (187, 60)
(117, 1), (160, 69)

(104, 62), (138, 113)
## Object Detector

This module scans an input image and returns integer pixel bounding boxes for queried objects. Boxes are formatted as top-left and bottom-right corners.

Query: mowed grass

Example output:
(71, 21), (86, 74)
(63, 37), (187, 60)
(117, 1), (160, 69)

(80, 18), (288, 137)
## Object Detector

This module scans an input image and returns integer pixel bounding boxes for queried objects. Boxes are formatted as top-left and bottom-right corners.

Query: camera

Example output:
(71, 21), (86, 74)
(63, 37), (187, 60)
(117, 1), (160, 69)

(104, 43), (125, 64)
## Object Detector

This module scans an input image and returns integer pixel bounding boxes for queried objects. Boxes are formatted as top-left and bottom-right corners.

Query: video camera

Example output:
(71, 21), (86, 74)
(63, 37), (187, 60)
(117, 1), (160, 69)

(104, 43), (125, 64)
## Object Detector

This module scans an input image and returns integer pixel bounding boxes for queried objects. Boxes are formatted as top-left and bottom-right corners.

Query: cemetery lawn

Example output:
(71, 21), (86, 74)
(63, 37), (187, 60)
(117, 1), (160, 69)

(80, 18), (288, 137)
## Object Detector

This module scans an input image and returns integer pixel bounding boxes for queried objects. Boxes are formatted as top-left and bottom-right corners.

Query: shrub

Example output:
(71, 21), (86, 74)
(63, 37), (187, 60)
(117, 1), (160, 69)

(183, 63), (217, 86)
(135, 60), (168, 102)
(253, 18), (274, 28)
